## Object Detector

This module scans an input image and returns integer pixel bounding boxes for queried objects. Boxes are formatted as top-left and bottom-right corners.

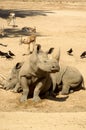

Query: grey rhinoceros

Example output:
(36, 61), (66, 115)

(3, 44), (60, 102)
(50, 64), (85, 95)
(18, 44), (60, 102)
(3, 62), (23, 91)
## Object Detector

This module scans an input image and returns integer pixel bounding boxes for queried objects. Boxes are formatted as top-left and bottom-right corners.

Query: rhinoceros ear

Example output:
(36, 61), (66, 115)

(34, 44), (41, 53)
(15, 62), (23, 69)
(37, 44), (41, 52)
(46, 47), (54, 54)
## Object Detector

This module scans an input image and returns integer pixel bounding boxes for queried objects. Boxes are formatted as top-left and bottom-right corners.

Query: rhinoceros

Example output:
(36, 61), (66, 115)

(18, 44), (60, 102)
(3, 62), (23, 92)
(50, 64), (85, 95)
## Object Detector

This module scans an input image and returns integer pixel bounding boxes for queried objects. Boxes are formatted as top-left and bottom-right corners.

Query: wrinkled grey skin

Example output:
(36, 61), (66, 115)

(50, 64), (85, 95)
(3, 44), (60, 102)
(3, 62), (23, 91)
(19, 44), (60, 102)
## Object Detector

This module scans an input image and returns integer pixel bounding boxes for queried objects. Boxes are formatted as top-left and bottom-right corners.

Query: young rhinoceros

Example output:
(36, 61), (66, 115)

(19, 44), (60, 102)
(3, 62), (23, 91)
(50, 64), (85, 95)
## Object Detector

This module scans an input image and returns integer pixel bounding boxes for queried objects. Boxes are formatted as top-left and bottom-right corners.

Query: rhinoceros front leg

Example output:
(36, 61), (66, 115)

(20, 77), (29, 102)
(33, 79), (46, 102)
(60, 84), (70, 95)
(12, 82), (21, 93)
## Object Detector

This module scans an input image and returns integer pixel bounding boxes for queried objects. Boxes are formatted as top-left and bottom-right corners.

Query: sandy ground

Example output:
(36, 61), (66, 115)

(0, 112), (86, 130)
(0, 1), (86, 129)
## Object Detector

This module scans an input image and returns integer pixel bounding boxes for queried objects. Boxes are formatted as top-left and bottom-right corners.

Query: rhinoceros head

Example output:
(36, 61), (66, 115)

(30, 44), (60, 73)
(3, 62), (23, 90)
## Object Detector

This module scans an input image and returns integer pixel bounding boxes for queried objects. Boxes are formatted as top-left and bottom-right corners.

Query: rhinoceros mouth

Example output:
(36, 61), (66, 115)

(50, 69), (59, 73)
(51, 66), (60, 72)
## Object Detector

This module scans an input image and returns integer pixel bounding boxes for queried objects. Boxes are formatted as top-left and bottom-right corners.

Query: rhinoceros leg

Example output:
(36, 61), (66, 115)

(33, 82), (43, 102)
(12, 82), (21, 93)
(61, 84), (70, 95)
(33, 79), (47, 102)
(20, 77), (29, 102)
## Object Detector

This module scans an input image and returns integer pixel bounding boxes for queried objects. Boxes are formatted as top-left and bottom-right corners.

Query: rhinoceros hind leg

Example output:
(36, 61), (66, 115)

(60, 84), (70, 95)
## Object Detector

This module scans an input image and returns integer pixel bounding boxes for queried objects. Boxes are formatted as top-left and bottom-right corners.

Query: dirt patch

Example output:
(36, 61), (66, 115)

(0, 112), (86, 130)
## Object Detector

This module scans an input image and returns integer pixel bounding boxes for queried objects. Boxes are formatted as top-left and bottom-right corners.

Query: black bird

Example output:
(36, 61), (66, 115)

(5, 53), (13, 59)
(0, 51), (13, 59)
(0, 51), (4, 56)
(8, 50), (15, 56)
(67, 48), (73, 56)
(0, 51), (7, 56)
(80, 51), (86, 58)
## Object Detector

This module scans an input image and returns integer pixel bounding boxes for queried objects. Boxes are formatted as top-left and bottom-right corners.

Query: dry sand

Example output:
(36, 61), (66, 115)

(0, 1), (86, 129)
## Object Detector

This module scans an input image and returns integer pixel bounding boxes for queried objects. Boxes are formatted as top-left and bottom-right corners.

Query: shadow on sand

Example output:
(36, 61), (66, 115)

(0, 27), (50, 38)
(0, 9), (54, 19)
(0, 9), (54, 38)
(46, 95), (69, 102)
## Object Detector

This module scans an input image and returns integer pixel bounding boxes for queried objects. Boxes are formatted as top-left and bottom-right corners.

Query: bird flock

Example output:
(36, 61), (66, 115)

(67, 48), (86, 59)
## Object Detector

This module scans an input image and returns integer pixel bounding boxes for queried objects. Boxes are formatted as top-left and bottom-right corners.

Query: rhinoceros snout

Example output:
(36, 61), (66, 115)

(51, 64), (60, 72)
